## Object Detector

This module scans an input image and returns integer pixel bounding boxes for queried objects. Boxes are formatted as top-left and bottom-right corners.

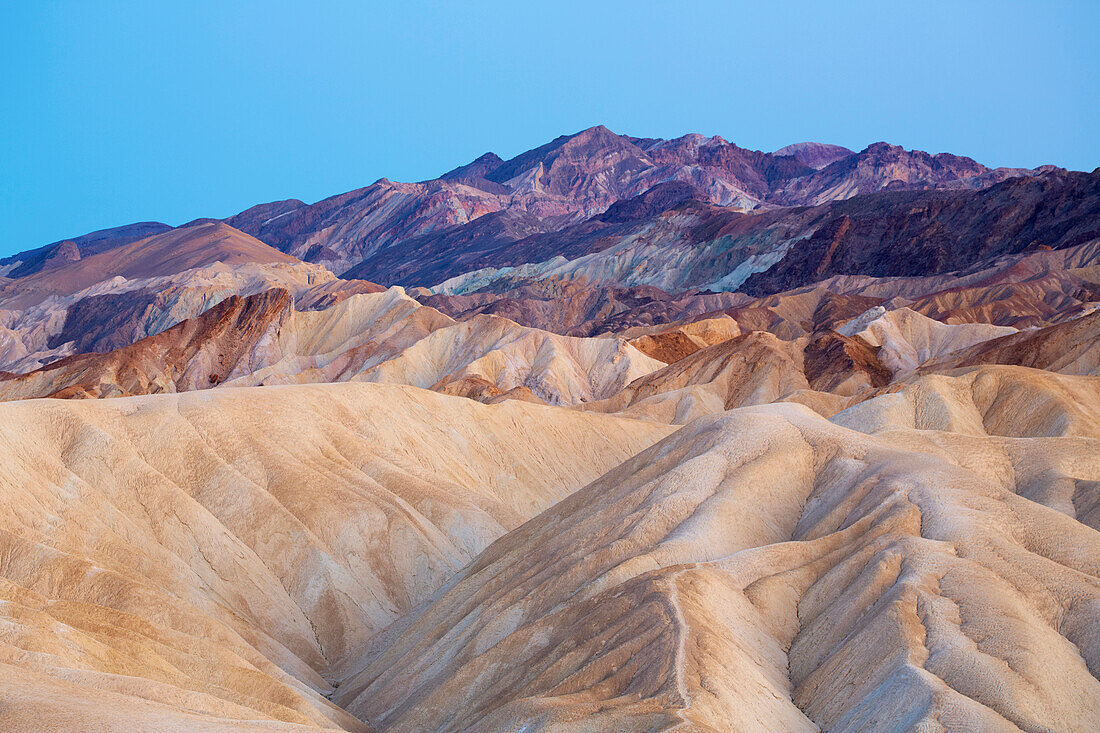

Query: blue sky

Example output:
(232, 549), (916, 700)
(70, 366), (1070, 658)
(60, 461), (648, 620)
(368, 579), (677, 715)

(2, 1), (1097, 256)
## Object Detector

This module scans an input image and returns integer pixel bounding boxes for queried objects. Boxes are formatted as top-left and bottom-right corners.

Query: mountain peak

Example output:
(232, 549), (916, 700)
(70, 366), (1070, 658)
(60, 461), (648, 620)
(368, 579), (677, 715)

(558, 124), (630, 149)
(440, 152), (505, 181)
(773, 142), (854, 169)
(862, 141), (905, 155)
(573, 124), (614, 136)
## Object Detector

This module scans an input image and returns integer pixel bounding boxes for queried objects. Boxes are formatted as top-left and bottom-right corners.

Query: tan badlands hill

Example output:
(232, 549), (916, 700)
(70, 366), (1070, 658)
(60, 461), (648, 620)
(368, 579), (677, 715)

(0, 347), (1097, 730)
(335, 366), (1100, 731)
(0, 383), (671, 731)
(836, 306), (1018, 375)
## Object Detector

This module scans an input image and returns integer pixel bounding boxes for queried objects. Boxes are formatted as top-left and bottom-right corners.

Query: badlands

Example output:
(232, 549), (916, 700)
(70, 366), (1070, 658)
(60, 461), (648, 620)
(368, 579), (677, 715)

(0, 129), (1098, 731)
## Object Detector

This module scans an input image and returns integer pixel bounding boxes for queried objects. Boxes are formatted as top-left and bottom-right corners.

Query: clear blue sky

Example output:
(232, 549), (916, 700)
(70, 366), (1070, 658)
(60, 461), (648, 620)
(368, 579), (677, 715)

(2, 1), (1097, 256)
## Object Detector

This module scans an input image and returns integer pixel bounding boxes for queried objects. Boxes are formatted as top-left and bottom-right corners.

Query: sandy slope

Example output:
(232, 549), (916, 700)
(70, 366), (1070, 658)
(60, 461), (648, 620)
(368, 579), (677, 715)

(0, 383), (670, 731)
(336, 367), (1100, 732)
(1, 361), (1097, 732)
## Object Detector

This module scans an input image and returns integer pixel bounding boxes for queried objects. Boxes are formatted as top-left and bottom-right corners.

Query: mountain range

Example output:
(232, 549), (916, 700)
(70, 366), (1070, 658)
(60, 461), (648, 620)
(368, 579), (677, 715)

(1, 126), (1098, 732)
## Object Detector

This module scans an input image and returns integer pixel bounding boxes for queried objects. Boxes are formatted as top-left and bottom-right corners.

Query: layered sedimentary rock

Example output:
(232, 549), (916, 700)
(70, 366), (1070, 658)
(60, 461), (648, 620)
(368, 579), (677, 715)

(836, 306), (1018, 375)
(624, 315), (742, 363)
(924, 309), (1100, 376)
(417, 277), (749, 337)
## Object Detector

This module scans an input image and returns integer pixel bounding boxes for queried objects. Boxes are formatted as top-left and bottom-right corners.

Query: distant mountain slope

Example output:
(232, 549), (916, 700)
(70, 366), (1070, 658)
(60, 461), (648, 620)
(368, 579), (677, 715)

(219, 127), (812, 272)
(417, 168), (1099, 304)
(0, 221), (172, 278)
(769, 141), (1046, 206)
(214, 126), (1048, 276)
(742, 168), (1100, 295)
(5, 126), (1062, 303)
(0, 222), (299, 308)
